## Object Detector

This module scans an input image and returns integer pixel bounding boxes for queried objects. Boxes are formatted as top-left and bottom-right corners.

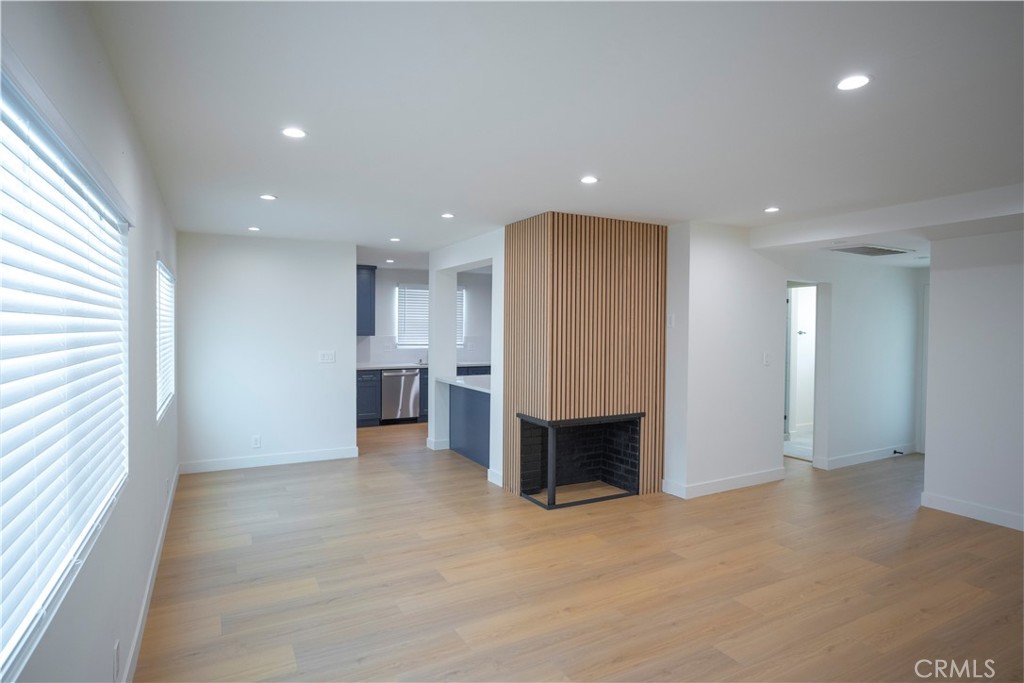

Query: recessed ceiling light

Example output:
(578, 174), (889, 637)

(386, 259), (395, 264)
(580, 175), (599, 184)
(441, 213), (455, 219)
(764, 206), (780, 213)
(248, 226), (260, 232)
(259, 194), (277, 201)
(389, 237), (400, 242)
(281, 127), (307, 138)
(831, 240), (847, 245)
(837, 74), (870, 91)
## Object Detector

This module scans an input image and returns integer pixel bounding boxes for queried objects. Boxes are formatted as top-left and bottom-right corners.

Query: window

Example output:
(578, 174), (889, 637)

(456, 288), (466, 348)
(395, 284), (466, 348)
(156, 260), (175, 419)
(396, 284), (429, 347)
(0, 76), (130, 678)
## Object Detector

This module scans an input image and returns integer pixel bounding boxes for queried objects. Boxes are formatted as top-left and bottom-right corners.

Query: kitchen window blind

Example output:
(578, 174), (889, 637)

(0, 76), (129, 679)
(395, 284), (465, 348)
(455, 288), (465, 348)
(396, 284), (429, 347)
(156, 260), (175, 420)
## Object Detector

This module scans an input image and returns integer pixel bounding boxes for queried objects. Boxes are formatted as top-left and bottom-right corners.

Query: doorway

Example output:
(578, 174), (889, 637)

(784, 284), (817, 461)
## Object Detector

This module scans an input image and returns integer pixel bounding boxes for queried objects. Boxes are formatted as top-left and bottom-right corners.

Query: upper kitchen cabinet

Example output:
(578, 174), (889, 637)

(356, 264), (376, 336)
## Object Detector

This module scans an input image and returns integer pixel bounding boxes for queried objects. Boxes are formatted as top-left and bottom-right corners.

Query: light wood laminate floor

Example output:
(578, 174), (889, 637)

(136, 423), (1022, 682)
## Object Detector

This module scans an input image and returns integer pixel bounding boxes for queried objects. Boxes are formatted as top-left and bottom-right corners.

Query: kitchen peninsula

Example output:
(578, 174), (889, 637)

(437, 374), (490, 467)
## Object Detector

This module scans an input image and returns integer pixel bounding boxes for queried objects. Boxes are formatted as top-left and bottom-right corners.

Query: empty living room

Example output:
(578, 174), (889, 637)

(1, 2), (1021, 682)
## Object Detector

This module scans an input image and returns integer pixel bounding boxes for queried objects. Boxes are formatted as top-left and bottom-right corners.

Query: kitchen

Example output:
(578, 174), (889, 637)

(355, 252), (493, 467)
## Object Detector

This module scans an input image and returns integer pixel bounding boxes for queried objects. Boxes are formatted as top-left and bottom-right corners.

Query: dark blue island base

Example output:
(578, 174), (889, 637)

(449, 384), (489, 468)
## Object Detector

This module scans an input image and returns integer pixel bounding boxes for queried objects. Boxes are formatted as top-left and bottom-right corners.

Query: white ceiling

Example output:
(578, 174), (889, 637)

(89, 2), (1023, 265)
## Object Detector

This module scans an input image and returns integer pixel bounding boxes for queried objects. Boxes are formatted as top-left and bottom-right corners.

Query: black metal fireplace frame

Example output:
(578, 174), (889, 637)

(517, 411), (644, 510)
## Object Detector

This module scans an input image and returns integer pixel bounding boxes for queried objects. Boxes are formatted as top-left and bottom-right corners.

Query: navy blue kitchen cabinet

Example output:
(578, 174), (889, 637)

(356, 265), (376, 336)
(456, 365), (491, 376)
(357, 370), (381, 426)
(419, 368), (429, 421)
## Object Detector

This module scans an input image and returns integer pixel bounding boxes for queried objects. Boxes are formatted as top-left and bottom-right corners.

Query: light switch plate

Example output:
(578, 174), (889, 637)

(318, 350), (336, 363)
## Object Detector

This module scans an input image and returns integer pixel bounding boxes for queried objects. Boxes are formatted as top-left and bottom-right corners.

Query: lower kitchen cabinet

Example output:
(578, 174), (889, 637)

(419, 369), (429, 422)
(357, 370), (381, 427)
(456, 365), (491, 376)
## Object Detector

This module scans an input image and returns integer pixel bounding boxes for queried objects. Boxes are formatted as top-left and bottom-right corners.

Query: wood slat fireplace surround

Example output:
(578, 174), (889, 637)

(503, 211), (667, 498)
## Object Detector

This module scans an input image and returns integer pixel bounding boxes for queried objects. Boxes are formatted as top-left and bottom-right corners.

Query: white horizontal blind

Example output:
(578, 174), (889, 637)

(396, 284), (429, 347)
(156, 261), (175, 419)
(0, 81), (129, 677)
(396, 285), (466, 348)
(455, 288), (466, 347)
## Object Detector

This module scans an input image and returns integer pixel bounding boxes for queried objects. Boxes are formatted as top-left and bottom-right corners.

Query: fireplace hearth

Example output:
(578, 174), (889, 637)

(518, 412), (643, 509)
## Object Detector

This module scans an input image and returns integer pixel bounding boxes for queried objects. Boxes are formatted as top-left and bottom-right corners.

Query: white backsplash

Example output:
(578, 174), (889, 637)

(357, 334), (490, 366)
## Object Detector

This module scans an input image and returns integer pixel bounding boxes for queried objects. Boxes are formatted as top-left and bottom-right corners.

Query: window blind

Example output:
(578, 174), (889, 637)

(395, 285), (466, 348)
(0, 78), (129, 678)
(156, 261), (175, 419)
(396, 284), (429, 347)
(455, 288), (466, 348)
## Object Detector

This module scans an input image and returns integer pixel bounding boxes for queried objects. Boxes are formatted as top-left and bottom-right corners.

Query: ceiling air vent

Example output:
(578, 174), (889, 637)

(829, 244), (913, 257)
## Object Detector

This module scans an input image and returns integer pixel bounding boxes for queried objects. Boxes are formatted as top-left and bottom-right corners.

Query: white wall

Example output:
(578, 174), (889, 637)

(177, 233), (357, 472)
(767, 251), (925, 469)
(427, 229), (505, 486)
(664, 223), (788, 498)
(3, 4), (180, 681)
(662, 224), (690, 494)
(922, 229), (1023, 530)
(456, 271), (493, 364)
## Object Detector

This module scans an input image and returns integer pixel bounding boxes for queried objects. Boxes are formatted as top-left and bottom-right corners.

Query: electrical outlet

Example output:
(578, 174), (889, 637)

(251, 435), (261, 449)
(113, 639), (120, 681)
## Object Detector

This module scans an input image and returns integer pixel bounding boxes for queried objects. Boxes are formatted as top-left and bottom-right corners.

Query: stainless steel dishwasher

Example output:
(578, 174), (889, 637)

(381, 368), (420, 420)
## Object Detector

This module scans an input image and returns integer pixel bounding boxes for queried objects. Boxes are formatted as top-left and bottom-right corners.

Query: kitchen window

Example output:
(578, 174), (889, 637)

(396, 284), (465, 348)
(0, 75), (130, 679)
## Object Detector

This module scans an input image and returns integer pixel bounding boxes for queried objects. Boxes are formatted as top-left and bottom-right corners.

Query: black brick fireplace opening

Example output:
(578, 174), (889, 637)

(518, 412), (643, 510)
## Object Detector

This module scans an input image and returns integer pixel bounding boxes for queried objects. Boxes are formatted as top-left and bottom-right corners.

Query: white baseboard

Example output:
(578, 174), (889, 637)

(487, 469), (503, 487)
(670, 467), (785, 499)
(661, 477), (687, 499)
(825, 443), (914, 470)
(124, 463), (179, 682)
(426, 438), (450, 450)
(921, 491), (1024, 531)
(179, 446), (358, 474)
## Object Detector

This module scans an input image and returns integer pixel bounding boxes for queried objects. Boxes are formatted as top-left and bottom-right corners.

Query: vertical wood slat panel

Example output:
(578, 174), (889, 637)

(503, 213), (551, 493)
(504, 211), (666, 495)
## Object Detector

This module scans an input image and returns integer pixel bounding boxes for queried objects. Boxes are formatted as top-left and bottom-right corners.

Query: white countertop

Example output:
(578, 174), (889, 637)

(356, 362), (491, 371)
(437, 375), (490, 394)
(357, 363), (428, 370)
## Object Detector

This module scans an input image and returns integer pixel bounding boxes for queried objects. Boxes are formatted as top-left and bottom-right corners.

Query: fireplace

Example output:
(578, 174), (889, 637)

(518, 412), (643, 509)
